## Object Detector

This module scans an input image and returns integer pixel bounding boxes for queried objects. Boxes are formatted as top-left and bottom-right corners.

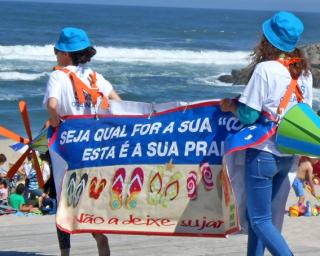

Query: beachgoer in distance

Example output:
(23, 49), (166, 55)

(293, 157), (318, 205)
(220, 11), (312, 255)
(0, 153), (7, 178)
(39, 152), (51, 184)
(310, 155), (320, 184)
(23, 154), (44, 200)
(0, 178), (8, 204)
(43, 27), (121, 256)
(8, 183), (38, 212)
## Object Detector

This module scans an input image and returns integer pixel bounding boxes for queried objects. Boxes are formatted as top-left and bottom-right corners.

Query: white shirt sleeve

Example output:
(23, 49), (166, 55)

(42, 162), (51, 184)
(97, 73), (114, 97)
(23, 162), (32, 177)
(42, 71), (65, 107)
(239, 65), (269, 112)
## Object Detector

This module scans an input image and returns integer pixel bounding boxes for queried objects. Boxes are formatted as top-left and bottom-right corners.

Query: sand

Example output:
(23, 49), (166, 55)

(0, 139), (25, 167)
(0, 139), (320, 255)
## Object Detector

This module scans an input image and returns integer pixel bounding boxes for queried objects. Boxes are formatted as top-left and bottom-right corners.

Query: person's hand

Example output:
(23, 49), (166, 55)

(49, 117), (60, 128)
(41, 193), (47, 198)
(30, 207), (40, 213)
(220, 98), (236, 113)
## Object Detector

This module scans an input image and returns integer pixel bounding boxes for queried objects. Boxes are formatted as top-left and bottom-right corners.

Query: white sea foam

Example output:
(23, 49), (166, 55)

(0, 93), (22, 101)
(96, 46), (250, 65)
(0, 45), (55, 61)
(191, 73), (234, 86)
(0, 44), (251, 65)
(0, 72), (47, 81)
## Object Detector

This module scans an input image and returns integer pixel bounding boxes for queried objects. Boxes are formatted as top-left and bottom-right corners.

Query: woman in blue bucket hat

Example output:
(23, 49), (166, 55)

(43, 27), (121, 256)
(220, 11), (313, 255)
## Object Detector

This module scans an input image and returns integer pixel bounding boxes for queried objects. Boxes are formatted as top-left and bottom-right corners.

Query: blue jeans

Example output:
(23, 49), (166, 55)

(245, 148), (294, 256)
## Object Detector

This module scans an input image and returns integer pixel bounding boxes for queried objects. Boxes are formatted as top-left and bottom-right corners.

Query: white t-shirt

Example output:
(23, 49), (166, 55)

(43, 65), (113, 116)
(42, 161), (50, 184)
(43, 65), (114, 199)
(23, 162), (32, 177)
(239, 60), (313, 155)
(0, 167), (7, 176)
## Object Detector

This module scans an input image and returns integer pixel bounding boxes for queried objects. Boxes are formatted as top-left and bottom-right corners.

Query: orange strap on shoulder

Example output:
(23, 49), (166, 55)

(277, 78), (303, 115)
(53, 66), (109, 109)
(88, 72), (99, 106)
(88, 72), (109, 109)
(276, 59), (304, 115)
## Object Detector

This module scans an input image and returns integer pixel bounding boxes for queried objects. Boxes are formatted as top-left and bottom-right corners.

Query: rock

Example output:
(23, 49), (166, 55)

(217, 74), (234, 83)
(217, 43), (320, 88)
(311, 67), (320, 88)
(231, 64), (254, 85)
(301, 44), (320, 66)
(302, 43), (320, 88)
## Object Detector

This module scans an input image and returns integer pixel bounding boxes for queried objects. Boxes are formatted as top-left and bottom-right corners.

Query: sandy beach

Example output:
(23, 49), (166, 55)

(0, 139), (25, 167)
(1, 139), (320, 256)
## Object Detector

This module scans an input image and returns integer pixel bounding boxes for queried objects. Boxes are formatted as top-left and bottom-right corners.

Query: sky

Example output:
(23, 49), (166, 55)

(2, 0), (320, 13)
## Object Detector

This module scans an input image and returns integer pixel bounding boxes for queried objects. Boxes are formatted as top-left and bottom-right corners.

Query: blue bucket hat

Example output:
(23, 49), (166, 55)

(262, 11), (304, 52)
(55, 27), (91, 52)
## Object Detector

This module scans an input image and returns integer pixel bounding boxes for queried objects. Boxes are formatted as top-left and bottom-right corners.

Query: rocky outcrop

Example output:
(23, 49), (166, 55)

(217, 43), (320, 88)
(302, 44), (320, 88)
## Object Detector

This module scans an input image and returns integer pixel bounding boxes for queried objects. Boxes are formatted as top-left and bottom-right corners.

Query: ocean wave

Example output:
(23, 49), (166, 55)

(0, 71), (47, 81)
(0, 93), (22, 101)
(191, 73), (233, 86)
(0, 45), (251, 65)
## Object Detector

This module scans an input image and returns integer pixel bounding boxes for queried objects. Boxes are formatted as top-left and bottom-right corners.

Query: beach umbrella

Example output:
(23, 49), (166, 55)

(0, 101), (45, 187)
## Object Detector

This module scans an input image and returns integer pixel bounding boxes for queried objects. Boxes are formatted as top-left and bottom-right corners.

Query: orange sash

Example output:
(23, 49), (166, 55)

(277, 58), (303, 115)
(54, 66), (109, 110)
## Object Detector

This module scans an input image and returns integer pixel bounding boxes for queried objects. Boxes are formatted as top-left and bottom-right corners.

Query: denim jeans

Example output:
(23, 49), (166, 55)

(245, 148), (294, 256)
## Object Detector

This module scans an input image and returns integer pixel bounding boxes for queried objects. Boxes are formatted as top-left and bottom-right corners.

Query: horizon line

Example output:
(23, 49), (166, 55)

(1, 0), (320, 14)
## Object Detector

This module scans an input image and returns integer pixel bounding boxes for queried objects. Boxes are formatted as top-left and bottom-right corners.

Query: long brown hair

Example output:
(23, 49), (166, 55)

(69, 46), (97, 66)
(250, 36), (309, 79)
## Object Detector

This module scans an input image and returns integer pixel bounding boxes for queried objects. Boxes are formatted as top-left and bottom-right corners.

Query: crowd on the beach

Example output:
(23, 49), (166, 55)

(0, 151), (56, 216)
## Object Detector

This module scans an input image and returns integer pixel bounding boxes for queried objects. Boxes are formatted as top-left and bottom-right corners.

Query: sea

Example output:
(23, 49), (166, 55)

(1, 1), (320, 137)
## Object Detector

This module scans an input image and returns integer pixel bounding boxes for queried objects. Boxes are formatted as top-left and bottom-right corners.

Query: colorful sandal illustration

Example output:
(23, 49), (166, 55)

(126, 167), (144, 209)
(220, 168), (231, 207)
(186, 171), (197, 200)
(201, 163), (214, 191)
(66, 172), (77, 207)
(160, 172), (182, 208)
(147, 167), (164, 205)
(110, 168), (126, 210)
(73, 173), (88, 208)
(89, 177), (107, 199)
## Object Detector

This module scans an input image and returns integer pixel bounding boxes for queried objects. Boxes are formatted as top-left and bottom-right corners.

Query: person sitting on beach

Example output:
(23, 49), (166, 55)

(292, 157), (319, 205)
(39, 151), (57, 215)
(0, 178), (8, 205)
(43, 27), (121, 256)
(23, 154), (44, 200)
(8, 183), (38, 213)
(0, 153), (7, 178)
(40, 152), (51, 185)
